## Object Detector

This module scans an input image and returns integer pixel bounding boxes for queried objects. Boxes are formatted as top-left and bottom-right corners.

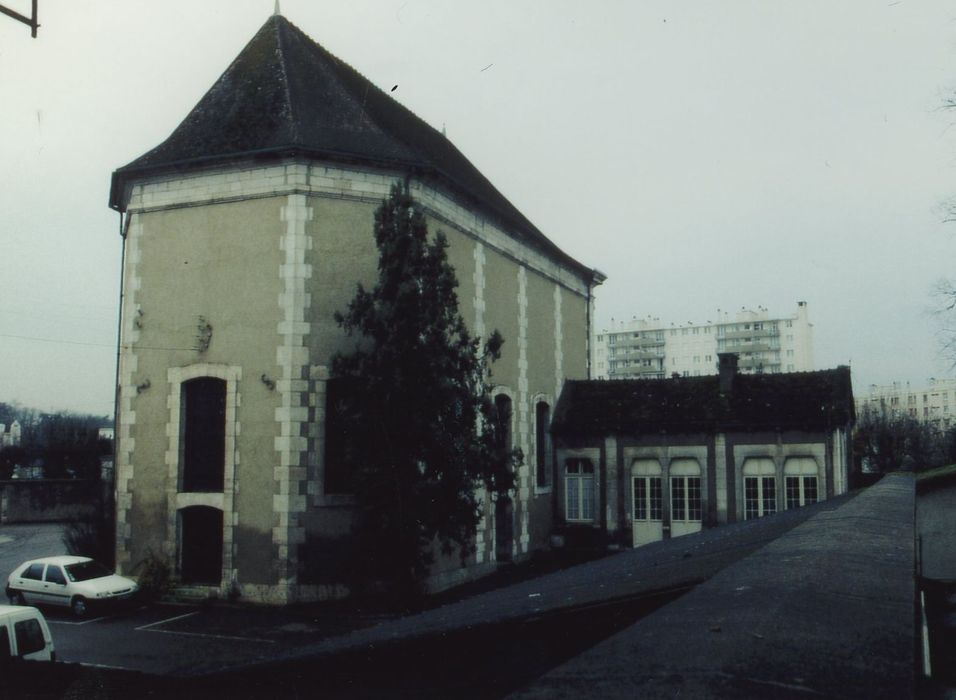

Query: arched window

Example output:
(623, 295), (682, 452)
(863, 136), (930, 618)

(535, 401), (551, 488)
(181, 377), (226, 493)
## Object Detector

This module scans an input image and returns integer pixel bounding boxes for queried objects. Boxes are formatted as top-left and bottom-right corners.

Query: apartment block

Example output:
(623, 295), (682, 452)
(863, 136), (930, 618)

(857, 377), (956, 431)
(593, 302), (814, 380)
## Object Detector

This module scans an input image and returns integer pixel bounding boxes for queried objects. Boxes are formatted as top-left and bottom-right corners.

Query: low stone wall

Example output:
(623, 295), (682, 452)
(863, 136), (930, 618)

(0, 480), (101, 523)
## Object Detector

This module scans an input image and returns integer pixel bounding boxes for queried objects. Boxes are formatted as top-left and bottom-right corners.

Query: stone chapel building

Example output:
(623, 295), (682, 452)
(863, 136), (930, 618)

(109, 14), (604, 602)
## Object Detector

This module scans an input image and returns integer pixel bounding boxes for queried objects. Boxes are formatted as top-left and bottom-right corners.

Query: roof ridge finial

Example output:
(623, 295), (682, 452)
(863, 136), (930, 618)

(274, 0), (281, 16)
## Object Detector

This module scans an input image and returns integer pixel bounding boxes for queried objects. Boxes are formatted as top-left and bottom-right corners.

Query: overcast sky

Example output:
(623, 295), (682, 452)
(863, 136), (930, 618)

(2, 0), (956, 416)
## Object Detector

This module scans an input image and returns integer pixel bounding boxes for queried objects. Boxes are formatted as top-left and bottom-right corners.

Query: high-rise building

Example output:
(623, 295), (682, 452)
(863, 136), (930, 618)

(593, 302), (813, 380)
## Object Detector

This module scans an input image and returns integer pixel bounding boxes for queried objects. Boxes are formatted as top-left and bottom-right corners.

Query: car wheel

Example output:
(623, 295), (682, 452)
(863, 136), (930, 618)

(7, 589), (25, 606)
(71, 596), (88, 617)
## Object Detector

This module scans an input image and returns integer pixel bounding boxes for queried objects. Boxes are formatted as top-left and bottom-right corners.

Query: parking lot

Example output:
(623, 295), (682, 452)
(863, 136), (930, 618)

(0, 523), (395, 676)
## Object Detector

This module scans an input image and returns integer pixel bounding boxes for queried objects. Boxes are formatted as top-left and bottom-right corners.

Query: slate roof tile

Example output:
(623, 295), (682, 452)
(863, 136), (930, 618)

(110, 15), (594, 279)
(552, 367), (854, 436)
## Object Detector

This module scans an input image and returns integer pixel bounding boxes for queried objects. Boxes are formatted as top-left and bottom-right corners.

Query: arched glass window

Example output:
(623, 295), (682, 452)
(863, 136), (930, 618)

(181, 377), (226, 493)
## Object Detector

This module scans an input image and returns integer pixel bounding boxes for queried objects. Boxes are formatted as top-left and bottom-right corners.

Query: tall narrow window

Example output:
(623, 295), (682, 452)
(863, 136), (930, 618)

(565, 458), (595, 521)
(671, 478), (686, 521)
(181, 377), (226, 493)
(324, 377), (353, 494)
(494, 394), (515, 561)
(535, 402), (551, 488)
(494, 394), (512, 456)
(761, 477), (777, 516)
(632, 459), (663, 523)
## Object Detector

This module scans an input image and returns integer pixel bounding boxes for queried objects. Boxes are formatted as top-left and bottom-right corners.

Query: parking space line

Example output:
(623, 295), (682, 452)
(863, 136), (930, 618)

(48, 616), (108, 626)
(142, 628), (276, 644)
(135, 611), (198, 631)
(78, 662), (132, 671)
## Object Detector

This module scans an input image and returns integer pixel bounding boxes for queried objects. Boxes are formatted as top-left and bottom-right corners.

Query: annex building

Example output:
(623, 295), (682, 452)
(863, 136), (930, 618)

(593, 302), (814, 380)
(109, 13), (603, 602)
(550, 354), (854, 548)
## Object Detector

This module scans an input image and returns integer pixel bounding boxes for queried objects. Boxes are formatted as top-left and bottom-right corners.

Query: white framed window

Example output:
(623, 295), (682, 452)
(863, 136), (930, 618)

(632, 460), (663, 521)
(743, 458), (776, 519)
(670, 459), (702, 523)
(565, 458), (595, 522)
(671, 476), (702, 522)
(784, 458), (818, 509)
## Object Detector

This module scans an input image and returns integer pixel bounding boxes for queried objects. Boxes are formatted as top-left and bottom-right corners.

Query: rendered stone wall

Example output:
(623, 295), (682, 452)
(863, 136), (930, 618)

(117, 159), (596, 600)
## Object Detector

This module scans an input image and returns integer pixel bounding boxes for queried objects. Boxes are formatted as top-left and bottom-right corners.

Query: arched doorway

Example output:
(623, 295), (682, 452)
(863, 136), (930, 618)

(179, 506), (223, 585)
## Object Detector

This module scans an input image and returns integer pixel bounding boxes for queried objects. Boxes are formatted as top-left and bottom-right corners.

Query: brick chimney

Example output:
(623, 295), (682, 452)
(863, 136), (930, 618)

(718, 352), (739, 394)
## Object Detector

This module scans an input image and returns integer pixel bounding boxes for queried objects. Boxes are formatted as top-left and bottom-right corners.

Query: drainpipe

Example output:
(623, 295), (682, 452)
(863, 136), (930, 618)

(110, 210), (130, 568)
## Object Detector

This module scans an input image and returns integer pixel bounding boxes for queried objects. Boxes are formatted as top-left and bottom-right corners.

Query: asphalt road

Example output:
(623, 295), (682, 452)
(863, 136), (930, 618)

(0, 492), (863, 695)
(0, 521), (67, 583)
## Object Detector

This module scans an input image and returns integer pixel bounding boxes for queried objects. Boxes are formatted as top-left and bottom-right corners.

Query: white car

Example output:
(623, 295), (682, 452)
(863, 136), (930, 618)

(6, 556), (138, 617)
(0, 604), (55, 661)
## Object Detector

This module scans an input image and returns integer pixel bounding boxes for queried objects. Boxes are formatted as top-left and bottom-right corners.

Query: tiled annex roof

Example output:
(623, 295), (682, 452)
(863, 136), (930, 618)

(109, 14), (596, 280)
(552, 367), (855, 437)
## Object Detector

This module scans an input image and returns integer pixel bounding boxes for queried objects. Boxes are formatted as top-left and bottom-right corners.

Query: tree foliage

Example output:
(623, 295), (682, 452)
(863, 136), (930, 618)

(853, 404), (956, 473)
(0, 403), (111, 480)
(331, 181), (520, 594)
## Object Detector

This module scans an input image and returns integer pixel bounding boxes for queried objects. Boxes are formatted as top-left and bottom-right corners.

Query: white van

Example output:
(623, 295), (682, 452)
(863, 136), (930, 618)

(0, 605), (55, 662)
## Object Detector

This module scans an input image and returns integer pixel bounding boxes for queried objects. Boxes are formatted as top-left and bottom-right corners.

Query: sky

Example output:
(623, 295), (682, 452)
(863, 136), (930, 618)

(1, 0), (956, 416)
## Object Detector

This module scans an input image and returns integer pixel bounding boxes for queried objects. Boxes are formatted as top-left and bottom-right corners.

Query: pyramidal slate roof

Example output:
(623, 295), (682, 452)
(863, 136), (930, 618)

(110, 14), (595, 279)
(551, 367), (855, 437)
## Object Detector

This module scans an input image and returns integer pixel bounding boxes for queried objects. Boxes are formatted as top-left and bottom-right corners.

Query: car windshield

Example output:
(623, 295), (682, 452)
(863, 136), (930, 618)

(64, 561), (112, 582)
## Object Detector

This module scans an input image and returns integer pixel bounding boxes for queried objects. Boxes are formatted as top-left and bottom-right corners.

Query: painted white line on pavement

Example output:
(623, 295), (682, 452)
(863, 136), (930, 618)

(142, 628), (275, 644)
(78, 662), (132, 671)
(48, 616), (108, 626)
(135, 611), (198, 631)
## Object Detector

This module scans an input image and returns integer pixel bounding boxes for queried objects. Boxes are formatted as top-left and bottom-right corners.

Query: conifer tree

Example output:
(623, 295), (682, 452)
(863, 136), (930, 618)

(332, 181), (519, 594)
